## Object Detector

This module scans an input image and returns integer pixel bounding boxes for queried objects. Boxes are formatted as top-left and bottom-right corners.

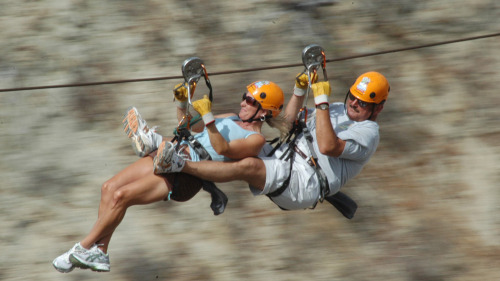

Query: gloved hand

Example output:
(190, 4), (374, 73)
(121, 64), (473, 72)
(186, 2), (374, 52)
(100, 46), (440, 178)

(311, 81), (331, 105)
(294, 72), (318, 96)
(173, 82), (194, 108)
(192, 95), (215, 125)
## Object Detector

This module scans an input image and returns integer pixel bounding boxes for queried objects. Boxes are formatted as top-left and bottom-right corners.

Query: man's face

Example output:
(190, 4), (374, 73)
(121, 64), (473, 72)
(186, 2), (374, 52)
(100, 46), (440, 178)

(346, 92), (375, 121)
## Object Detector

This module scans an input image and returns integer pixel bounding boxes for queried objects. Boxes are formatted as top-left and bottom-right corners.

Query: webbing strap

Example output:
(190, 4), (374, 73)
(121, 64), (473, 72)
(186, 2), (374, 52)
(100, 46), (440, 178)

(266, 122), (302, 198)
(172, 127), (230, 215)
(266, 120), (330, 204)
(172, 114), (202, 135)
(173, 127), (211, 161)
(266, 150), (295, 198)
(300, 121), (330, 203)
(265, 114), (356, 218)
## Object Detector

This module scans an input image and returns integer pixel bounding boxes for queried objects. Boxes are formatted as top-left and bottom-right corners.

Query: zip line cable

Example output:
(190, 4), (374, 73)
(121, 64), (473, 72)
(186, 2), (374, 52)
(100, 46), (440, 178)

(1, 32), (499, 93)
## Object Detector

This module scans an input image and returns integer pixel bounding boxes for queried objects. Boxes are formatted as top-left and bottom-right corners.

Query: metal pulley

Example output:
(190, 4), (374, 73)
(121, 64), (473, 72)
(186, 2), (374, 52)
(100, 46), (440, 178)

(178, 57), (213, 129)
(298, 44), (329, 121)
(181, 57), (213, 105)
(182, 57), (205, 84)
(301, 44), (328, 81)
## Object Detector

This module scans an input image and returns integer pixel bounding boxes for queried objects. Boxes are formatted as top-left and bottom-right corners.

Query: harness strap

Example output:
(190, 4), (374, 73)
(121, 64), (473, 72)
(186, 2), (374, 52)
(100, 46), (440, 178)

(266, 120), (358, 218)
(325, 192), (358, 219)
(202, 180), (228, 216)
(172, 127), (229, 216)
(300, 121), (330, 204)
(172, 114), (202, 135)
(265, 122), (302, 198)
(187, 135), (211, 161)
(173, 127), (211, 160)
(266, 150), (295, 198)
(266, 120), (329, 209)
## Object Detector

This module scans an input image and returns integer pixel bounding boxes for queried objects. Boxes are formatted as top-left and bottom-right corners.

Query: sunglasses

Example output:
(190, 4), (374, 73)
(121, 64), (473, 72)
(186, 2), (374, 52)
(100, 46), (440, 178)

(348, 92), (371, 108)
(242, 92), (258, 106)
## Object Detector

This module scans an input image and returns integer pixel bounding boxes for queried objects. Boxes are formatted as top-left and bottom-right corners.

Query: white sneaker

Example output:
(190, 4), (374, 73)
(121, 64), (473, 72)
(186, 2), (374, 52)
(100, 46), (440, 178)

(153, 141), (186, 174)
(69, 243), (110, 272)
(123, 106), (163, 157)
(52, 243), (98, 273)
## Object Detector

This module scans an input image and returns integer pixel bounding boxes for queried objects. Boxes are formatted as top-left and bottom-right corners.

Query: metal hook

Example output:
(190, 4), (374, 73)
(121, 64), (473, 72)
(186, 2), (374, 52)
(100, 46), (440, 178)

(179, 57), (214, 130)
(182, 57), (205, 106)
(302, 44), (326, 75)
(300, 44), (329, 108)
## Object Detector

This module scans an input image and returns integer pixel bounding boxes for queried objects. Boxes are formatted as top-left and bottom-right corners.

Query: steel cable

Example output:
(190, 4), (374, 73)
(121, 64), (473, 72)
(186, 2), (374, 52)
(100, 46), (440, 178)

(1, 32), (499, 93)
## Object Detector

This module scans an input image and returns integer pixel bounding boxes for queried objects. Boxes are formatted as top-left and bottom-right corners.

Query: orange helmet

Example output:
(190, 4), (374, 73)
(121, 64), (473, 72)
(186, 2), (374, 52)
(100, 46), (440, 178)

(349, 72), (390, 104)
(246, 80), (284, 117)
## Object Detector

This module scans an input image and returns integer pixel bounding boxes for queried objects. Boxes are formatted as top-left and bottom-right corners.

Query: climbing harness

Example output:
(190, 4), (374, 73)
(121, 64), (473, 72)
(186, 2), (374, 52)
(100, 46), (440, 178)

(267, 45), (358, 219)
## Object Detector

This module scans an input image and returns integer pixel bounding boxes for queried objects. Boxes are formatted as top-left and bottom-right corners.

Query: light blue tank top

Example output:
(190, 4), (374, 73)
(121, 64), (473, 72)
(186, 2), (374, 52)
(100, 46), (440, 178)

(189, 116), (258, 162)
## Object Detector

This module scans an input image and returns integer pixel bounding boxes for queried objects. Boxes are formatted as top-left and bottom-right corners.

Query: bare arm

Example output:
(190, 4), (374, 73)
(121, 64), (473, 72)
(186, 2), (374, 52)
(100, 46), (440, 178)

(306, 81), (346, 157)
(205, 123), (266, 159)
(315, 107), (346, 157)
(284, 93), (305, 124)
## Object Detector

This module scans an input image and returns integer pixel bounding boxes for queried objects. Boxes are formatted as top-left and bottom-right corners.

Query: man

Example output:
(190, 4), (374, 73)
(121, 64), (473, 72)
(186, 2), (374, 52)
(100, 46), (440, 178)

(155, 71), (390, 210)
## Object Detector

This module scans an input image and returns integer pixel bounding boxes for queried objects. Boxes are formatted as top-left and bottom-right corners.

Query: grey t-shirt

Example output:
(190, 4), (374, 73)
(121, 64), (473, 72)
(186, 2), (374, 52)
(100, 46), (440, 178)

(306, 102), (380, 195)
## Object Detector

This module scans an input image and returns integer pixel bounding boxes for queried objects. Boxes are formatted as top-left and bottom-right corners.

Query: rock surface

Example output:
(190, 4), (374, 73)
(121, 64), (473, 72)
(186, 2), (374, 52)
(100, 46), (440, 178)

(1, 1), (499, 280)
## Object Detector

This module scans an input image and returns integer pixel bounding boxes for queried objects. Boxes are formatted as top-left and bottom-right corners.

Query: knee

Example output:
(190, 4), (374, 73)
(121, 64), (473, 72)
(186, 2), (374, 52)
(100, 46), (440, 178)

(237, 157), (263, 176)
(100, 181), (131, 210)
(101, 181), (127, 208)
(101, 181), (116, 198)
(234, 157), (266, 189)
(112, 189), (128, 208)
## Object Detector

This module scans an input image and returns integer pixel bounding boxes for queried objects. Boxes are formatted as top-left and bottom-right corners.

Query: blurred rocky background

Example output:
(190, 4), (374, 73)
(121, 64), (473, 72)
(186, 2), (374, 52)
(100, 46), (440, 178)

(1, 0), (499, 280)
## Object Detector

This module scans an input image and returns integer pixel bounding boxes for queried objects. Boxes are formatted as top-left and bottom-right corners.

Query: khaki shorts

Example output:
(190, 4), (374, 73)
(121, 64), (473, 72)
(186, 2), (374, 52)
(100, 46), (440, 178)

(250, 154), (321, 210)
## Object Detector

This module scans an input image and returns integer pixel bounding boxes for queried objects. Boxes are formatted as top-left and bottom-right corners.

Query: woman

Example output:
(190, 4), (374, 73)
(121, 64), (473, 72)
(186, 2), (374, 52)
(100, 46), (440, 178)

(52, 80), (289, 273)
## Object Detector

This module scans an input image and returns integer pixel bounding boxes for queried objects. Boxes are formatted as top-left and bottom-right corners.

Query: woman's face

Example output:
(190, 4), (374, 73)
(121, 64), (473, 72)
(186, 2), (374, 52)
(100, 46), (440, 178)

(239, 92), (264, 120)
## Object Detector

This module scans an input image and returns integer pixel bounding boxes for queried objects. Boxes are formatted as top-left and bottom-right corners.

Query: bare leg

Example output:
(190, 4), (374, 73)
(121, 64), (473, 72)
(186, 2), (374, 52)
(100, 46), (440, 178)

(91, 155), (155, 252)
(80, 155), (171, 253)
(96, 154), (157, 219)
(182, 157), (267, 191)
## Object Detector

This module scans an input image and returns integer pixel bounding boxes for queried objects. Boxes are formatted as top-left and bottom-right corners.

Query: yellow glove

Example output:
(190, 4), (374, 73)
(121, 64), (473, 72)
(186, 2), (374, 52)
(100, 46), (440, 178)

(192, 95), (215, 125)
(311, 81), (331, 105)
(294, 72), (319, 96)
(173, 82), (195, 108)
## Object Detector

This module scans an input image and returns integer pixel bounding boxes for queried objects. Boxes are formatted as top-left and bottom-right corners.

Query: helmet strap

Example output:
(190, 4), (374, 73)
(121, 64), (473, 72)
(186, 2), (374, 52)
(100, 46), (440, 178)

(240, 106), (273, 123)
(240, 104), (261, 123)
(343, 91), (349, 112)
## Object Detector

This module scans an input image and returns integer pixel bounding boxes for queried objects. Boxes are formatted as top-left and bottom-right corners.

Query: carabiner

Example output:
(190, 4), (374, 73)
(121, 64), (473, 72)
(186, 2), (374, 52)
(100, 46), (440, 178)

(301, 44), (329, 107)
(182, 57), (204, 105)
(301, 44), (328, 81)
(177, 114), (192, 130)
(181, 57), (213, 103)
(296, 106), (308, 124)
(178, 57), (214, 129)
